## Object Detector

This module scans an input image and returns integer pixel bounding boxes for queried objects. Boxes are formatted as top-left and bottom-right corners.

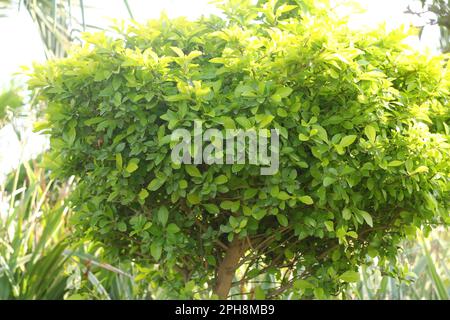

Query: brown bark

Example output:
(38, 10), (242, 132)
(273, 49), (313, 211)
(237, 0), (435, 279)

(214, 237), (247, 299)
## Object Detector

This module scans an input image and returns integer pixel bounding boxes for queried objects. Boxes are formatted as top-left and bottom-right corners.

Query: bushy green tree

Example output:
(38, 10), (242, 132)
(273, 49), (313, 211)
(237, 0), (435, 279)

(29, 0), (450, 299)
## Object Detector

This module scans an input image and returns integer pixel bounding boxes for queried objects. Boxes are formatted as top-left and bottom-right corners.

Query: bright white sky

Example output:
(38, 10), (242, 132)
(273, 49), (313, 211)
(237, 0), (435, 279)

(0, 0), (442, 180)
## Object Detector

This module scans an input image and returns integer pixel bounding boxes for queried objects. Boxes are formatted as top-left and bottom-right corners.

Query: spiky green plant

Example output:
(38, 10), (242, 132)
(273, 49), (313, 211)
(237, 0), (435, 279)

(0, 158), (151, 299)
(346, 229), (449, 300)
(0, 160), (73, 299)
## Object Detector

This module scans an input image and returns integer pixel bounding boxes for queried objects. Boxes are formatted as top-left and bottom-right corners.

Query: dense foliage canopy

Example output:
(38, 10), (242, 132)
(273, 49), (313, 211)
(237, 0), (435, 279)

(30, 0), (450, 299)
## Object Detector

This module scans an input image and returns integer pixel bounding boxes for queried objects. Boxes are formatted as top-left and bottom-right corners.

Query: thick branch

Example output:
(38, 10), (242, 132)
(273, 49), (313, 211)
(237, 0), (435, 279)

(214, 237), (247, 299)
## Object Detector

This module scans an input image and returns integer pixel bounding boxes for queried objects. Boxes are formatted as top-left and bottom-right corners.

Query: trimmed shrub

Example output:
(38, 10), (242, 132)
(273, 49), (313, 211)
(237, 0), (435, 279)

(30, 0), (450, 299)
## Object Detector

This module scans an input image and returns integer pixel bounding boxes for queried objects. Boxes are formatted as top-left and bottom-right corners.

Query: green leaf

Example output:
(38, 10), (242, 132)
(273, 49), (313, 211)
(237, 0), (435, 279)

(368, 247), (378, 258)
(270, 185), (280, 197)
(187, 193), (201, 205)
(220, 200), (240, 212)
(410, 166), (429, 175)
(359, 210), (373, 227)
(157, 206), (169, 226)
(254, 286), (266, 300)
(339, 270), (360, 283)
(150, 242), (162, 260)
(255, 114), (275, 128)
(294, 279), (314, 290)
(83, 117), (104, 126)
(170, 46), (185, 57)
(339, 135), (357, 148)
(236, 117), (252, 129)
(277, 108), (288, 117)
(252, 209), (267, 220)
(299, 196), (314, 205)
(229, 216), (239, 229)
(346, 231), (358, 239)
(276, 214), (289, 227)
(214, 175), (228, 185)
(388, 160), (403, 167)
(179, 180), (188, 189)
(274, 86), (293, 98)
(187, 50), (203, 60)
(364, 125), (376, 143)
(125, 158), (139, 173)
(312, 125), (328, 142)
(167, 223), (180, 234)
(323, 177), (336, 187)
(203, 203), (220, 214)
(115, 153), (123, 170)
(112, 76), (122, 91)
(242, 205), (252, 216)
(147, 178), (163, 191)
(65, 127), (76, 145)
(138, 189), (149, 200)
(147, 177), (165, 191)
(277, 191), (290, 201)
(117, 221), (127, 232)
(405, 159), (414, 173)
(298, 133), (309, 141)
(219, 116), (236, 129)
(185, 165), (202, 178)
(342, 208), (352, 220)
(113, 92), (122, 107)
(324, 220), (334, 232)
(243, 188), (258, 200)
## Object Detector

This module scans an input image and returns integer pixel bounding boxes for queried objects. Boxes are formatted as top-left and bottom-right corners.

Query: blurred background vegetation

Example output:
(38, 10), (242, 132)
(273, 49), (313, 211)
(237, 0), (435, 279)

(406, 0), (450, 52)
(0, 0), (448, 299)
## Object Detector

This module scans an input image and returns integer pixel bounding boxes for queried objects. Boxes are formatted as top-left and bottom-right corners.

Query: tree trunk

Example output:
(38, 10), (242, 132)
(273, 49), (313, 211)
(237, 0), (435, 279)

(214, 237), (246, 299)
